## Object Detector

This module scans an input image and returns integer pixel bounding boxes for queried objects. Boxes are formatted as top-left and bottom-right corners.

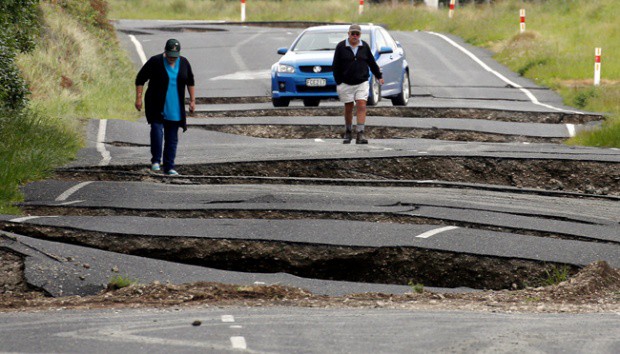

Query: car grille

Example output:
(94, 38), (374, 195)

(299, 65), (333, 73)
(296, 85), (337, 93)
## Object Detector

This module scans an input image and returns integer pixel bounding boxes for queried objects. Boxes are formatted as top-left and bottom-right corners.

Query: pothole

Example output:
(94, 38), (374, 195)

(0, 224), (580, 290)
(58, 157), (620, 195)
(192, 125), (565, 144)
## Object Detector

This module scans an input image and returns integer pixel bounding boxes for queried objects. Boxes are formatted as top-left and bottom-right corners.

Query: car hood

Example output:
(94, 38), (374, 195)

(279, 51), (335, 66)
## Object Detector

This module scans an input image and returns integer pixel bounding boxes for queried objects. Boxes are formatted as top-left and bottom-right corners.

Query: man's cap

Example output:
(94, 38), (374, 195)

(165, 39), (181, 58)
(348, 24), (362, 33)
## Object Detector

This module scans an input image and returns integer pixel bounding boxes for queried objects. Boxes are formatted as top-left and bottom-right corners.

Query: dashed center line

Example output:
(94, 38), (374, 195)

(9, 216), (58, 223)
(230, 336), (247, 350)
(221, 315), (235, 323)
(416, 226), (459, 239)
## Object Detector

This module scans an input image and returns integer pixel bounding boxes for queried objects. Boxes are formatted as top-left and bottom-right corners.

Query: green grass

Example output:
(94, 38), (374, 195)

(17, 3), (137, 120)
(0, 108), (81, 214)
(541, 265), (571, 286)
(107, 275), (138, 290)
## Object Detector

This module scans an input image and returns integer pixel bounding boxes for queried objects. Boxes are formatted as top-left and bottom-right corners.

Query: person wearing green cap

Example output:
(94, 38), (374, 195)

(135, 38), (195, 176)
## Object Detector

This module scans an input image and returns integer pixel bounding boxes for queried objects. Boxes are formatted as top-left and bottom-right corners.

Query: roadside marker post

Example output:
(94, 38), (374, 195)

(241, 0), (246, 22)
(449, 0), (455, 19)
(594, 47), (602, 86)
(520, 9), (526, 33)
(359, 0), (364, 16)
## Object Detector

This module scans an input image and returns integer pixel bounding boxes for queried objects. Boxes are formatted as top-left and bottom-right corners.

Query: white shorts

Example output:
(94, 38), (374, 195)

(337, 81), (369, 103)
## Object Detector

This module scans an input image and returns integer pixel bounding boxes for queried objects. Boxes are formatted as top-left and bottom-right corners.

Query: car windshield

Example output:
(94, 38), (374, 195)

(292, 31), (371, 52)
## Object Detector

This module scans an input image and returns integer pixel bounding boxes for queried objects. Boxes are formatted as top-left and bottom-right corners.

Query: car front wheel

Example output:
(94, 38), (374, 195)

(367, 76), (381, 106)
(391, 71), (410, 106)
(272, 97), (290, 107)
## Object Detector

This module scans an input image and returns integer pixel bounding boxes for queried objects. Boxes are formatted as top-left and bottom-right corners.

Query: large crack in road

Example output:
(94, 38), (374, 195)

(1, 223), (579, 290)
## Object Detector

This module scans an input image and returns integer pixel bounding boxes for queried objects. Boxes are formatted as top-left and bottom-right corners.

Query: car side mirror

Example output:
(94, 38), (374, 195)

(378, 46), (393, 55)
(277, 47), (288, 55)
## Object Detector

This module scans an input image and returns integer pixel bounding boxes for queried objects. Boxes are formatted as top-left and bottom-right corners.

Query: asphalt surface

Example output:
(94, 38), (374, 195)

(0, 308), (618, 353)
(1, 20), (619, 352)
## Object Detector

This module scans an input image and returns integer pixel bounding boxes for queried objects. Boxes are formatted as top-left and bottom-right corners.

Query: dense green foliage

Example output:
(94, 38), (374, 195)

(0, 0), (40, 109)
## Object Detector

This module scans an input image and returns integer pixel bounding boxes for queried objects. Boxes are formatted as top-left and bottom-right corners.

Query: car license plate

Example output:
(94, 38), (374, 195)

(306, 78), (326, 87)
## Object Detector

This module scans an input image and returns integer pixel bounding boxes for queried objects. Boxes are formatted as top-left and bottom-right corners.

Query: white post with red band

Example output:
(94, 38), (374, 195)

(241, 0), (246, 22)
(594, 47), (602, 86)
(359, 0), (364, 16)
(520, 9), (526, 33)
(449, 0), (455, 19)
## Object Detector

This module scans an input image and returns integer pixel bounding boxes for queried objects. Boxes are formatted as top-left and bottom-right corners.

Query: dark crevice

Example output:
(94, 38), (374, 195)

(0, 223), (580, 290)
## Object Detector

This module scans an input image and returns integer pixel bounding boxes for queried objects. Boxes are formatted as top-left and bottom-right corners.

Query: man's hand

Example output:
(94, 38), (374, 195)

(379, 78), (385, 85)
(135, 99), (142, 111)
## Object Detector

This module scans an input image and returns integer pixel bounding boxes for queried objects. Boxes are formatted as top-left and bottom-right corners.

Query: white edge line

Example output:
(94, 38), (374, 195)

(58, 200), (85, 206)
(416, 226), (459, 239)
(129, 34), (147, 65)
(427, 32), (582, 115)
(97, 119), (111, 166)
(230, 336), (247, 350)
(10, 216), (59, 223)
(55, 182), (93, 202)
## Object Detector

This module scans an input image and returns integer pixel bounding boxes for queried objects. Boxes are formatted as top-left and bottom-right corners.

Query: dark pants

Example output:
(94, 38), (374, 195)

(150, 120), (180, 172)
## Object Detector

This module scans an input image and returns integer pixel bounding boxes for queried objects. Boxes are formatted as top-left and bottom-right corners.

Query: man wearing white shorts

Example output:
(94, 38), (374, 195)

(332, 24), (384, 144)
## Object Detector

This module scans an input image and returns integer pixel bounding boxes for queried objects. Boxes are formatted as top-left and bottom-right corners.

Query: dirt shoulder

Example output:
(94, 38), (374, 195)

(1, 261), (618, 314)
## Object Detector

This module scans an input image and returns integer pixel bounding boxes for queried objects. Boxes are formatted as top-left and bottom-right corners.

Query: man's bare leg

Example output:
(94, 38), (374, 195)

(343, 102), (354, 144)
(355, 99), (368, 144)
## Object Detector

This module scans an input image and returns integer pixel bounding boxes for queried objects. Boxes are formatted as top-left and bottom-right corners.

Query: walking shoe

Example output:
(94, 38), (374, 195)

(343, 130), (352, 144)
(165, 169), (179, 176)
(151, 163), (161, 171)
(356, 131), (368, 144)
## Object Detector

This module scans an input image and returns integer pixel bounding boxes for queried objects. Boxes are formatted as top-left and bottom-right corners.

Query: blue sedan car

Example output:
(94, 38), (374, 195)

(271, 24), (410, 107)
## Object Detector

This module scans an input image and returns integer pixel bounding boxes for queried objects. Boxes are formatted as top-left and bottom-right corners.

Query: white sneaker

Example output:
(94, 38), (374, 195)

(151, 163), (161, 171)
(165, 169), (179, 176)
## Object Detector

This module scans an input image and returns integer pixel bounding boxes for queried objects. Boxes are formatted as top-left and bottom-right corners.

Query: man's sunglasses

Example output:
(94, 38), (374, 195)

(350, 32), (361, 36)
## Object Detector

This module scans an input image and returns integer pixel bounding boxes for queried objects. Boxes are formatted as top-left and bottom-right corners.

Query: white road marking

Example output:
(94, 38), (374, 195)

(230, 325), (243, 329)
(209, 69), (271, 81)
(427, 32), (582, 114)
(97, 119), (111, 166)
(230, 336), (247, 350)
(9, 216), (58, 223)
(314, 138), (325, 142)
(129, 34), (147, 65)
(57, 200), (85, 206)
(566, 123), (576, 137)
(55, 182), (93, 202)
(416, 226), (459, 239)
(221, 315), (235, 323)
(231, 31), (265, 72)
(253, 281), (266, 285)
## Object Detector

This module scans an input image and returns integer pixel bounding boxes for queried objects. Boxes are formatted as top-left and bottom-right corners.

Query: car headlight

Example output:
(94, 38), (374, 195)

(277, 64), (295, 74)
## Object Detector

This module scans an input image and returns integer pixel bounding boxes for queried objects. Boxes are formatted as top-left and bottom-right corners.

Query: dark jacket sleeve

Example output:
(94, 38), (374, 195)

(364, 42), (382, 80)
(332, 41), (346, 85)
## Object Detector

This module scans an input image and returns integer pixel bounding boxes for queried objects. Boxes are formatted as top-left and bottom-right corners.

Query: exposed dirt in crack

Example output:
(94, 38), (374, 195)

(1, 223), (579, 291)
(192, 125), (566, 144)
(57, 157), (620, 196)
(0, 249), (29, 295)
(194, 106), (603, 124)
(18, 207), (616, 245)
(1, 261), (618, 314)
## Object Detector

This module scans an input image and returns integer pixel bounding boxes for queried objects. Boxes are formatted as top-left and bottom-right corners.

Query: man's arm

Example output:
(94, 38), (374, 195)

(188, 86), (195, 113)
(135, 85), (143, 111)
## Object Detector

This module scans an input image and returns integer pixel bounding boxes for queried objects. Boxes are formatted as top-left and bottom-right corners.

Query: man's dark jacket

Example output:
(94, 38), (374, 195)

(332, 40), (382, 85)
(135, 54), (195, 131)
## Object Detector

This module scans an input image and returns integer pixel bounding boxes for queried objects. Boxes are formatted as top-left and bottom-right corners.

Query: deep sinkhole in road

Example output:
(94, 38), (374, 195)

(1, 223), (579, 291)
